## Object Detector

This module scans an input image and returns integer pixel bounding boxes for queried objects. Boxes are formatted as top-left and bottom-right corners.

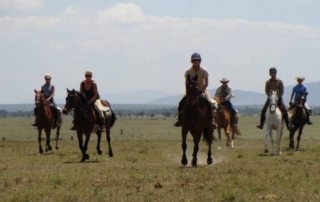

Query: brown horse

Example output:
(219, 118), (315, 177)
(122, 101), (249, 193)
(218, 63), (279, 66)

(34, 90), (62, 153)
(180, 74), (214, 167)
(214, 97), (240, 149)
(288, 94), (308, 150)
(62, 89), (116, 162)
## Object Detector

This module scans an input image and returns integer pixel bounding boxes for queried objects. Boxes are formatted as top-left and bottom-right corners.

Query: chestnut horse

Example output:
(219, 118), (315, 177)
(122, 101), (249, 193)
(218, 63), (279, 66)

(62, 89), (116, 162)
(180, 74), (214, 167)
(288, 94), (308, 150)
(214, 97), (240, 149)
(34, 90), (62, 153)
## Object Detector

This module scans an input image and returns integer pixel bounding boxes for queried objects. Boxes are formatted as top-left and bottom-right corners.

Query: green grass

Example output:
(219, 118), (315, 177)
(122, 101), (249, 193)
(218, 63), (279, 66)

(0, 116), (320, 201)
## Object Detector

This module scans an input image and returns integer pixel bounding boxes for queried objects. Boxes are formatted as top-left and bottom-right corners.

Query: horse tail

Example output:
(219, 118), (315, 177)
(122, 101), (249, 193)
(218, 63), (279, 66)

(233, 126), (241, 136)
(202, 127), (212, 145)
(110, 110), (116, 128)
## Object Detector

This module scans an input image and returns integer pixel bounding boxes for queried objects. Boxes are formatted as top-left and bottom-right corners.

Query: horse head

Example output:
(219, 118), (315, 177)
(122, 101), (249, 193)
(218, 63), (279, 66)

(63, 88), (81, 114)
(268, 90), (279, 113)
(34, 89), (47, 107)
(186, 74), (199, 103)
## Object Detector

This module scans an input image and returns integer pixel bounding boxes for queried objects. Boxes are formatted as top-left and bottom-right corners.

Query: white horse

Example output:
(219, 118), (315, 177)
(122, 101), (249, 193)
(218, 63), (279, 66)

(264, 90), (284, 156)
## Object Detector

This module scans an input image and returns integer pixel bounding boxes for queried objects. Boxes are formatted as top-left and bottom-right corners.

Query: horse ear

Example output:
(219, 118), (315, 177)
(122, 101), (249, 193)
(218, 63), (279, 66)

(34, 89), (37, 93)
(67, 88), (70, 93)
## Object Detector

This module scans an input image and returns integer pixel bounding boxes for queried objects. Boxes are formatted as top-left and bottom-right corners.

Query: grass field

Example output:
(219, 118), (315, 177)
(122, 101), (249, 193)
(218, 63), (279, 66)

(0, 116), (320, 201)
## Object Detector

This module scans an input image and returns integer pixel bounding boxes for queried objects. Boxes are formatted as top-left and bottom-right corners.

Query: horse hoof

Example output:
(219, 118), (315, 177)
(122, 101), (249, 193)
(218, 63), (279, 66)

(109, 151), (113, 157)
(191, 159), (197, 167)
(55, 145), (60, 150)
(39, 148), (43, 154)
(97, 150), (102, 155)
(48, 146), (53, 151)
(264, 149), (269, 153)
(207, 158), (213, 165)
(181, 158), (188, 166)
(85, 154), (90, 160)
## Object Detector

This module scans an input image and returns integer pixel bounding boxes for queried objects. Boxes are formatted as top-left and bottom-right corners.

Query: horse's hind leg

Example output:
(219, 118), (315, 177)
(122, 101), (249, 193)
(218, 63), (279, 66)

(96, 131), (102, 155)
(181, 128), (188, 166)
(106, 128), (113, 157)
(55, 126), (60, 150)
(38, 128), (43, 154)
(77, 132), (85, 162)
(296, 127), (304, 151)
(264, 129), (269, 154)
(83, 133), (91, 161)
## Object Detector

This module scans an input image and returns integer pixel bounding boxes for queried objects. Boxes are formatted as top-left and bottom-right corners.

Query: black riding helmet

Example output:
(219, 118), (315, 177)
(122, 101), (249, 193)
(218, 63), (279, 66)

(191, 52), (201, 62)
(269, 67), (277, 74)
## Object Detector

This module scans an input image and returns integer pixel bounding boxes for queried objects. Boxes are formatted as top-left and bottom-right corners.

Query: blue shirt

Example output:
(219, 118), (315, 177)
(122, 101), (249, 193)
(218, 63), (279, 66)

(41, 84), (54, 99)
(292, 84), (307, 101)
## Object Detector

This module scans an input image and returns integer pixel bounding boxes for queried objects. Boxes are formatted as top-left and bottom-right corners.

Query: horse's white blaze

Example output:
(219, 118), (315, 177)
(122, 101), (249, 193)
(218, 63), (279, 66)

(264, 91), (283, 156)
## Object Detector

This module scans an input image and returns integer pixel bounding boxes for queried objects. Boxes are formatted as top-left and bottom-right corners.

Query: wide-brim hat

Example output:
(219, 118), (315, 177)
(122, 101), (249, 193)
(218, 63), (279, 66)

(44, 74), (51, 80)
(296, 77), (305, 81)
(220, 78), (229, 83)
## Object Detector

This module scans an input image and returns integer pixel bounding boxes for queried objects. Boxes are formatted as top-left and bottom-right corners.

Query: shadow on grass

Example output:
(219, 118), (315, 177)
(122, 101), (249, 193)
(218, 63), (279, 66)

(63, 160), (101, 164)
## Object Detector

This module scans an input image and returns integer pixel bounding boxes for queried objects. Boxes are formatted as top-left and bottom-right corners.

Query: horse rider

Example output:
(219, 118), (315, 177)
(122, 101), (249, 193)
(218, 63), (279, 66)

(289, 77), (312, 125)
(174, 52), (216, 128)
(256, 67), (293, 130)
(32, 74), (61, 127)
(70, 71), (105, 130)
(214, 78), (237, 127)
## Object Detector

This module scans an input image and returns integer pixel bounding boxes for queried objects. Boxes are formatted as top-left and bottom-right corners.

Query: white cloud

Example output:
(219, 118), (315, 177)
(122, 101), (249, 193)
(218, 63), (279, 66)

(0, 0), (43, 10)
(1, 3), (320, 103)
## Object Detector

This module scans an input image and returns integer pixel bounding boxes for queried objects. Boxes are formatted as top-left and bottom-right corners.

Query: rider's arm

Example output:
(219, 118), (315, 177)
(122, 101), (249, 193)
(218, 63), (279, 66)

(89, 83), (98, 103)
(290, 87), (295, 104)
(278, 80), (284, 97)
(46, 86), (55, 101)
(224, 87), (232, 101)
(200, 76), (208, 93)
(265, 80), (270, 95)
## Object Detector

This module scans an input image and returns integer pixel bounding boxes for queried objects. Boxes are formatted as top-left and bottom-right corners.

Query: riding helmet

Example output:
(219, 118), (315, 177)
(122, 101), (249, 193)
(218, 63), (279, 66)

(269, 67), (277, 74)
(191, 52), (201, 62)
(44, 74), (51, 80)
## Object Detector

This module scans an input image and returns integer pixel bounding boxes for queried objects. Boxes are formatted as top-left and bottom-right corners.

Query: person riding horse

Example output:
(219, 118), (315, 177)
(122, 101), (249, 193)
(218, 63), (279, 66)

(32, 74), (61, 127)
(256, 67), (293, 130)
(214, 78), (237, 127)
(70, 71), (105, 131)
(174, 52), (216, 128)
(289, 77), (312, 125)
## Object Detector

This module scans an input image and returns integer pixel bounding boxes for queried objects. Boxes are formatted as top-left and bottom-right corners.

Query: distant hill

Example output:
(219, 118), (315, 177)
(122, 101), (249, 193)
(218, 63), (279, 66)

(148, 81), (320, 107)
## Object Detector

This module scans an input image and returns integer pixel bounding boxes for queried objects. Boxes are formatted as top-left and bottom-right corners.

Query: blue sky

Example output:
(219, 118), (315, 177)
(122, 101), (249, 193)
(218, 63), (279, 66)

(0, 0), (319, 103)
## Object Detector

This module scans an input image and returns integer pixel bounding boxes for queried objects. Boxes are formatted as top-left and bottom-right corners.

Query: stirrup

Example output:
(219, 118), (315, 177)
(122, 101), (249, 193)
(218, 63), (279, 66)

(307, 120), (313, 125)
(174, 121), (182, 127)
(70, 126), (76, 131)
(32, 123), (37, 127)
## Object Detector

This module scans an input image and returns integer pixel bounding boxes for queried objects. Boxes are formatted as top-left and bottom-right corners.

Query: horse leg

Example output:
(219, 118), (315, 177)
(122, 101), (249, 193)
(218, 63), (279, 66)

(276, 128), (282, 156)
(191, 131), (201, 167)
(55, 125), (60, 150)
(204, 127), (213, 165)
(217, 128), (222, 150)
(96, 130), (102, 155)
(106, 128), (113, 157)
(289, 128), (295, 149)
(77, 132), (85, 162)
(270, 130), (275, 156)
(264, 128), (269, 154)
(181, 127), (188, 166)
(83, 133), (91, 161)
(231, 127), (235, 149)
(38, 128), (43, 154)
(296, 127), (304, 151)
(225, 128), (231, 147)
(45, 128), (52, 152)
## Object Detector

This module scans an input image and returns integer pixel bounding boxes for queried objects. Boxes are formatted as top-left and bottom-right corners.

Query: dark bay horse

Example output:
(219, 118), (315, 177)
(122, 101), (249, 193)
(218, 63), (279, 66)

(288, 94), (308, 150)
(62, 89), (116, 162)
(214, 97), (240, 149)
(34, 90), (62, 153)
(180, 75), (214, 167)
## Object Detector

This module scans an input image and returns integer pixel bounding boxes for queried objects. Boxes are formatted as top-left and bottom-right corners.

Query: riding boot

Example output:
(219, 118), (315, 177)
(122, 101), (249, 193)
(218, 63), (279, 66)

(56, 110), (62, 126)
(256, 113), (265, 129)
(306, 109), (312, 125)
(98, 117), (105, 131)
(230, 114), (236, 127)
